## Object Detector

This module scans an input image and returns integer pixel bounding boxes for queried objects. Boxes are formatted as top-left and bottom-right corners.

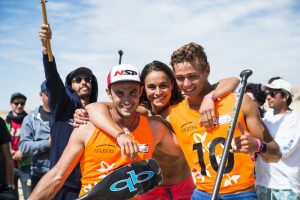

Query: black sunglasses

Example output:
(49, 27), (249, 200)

(266, 90), (281, 98)
(13, 101), (25, 106)
(72, 77), (92, 84)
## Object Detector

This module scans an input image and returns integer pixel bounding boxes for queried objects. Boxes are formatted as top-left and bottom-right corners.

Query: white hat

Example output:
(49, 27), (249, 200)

(107, 64), (141, 88)
(262, 79), (293, 96)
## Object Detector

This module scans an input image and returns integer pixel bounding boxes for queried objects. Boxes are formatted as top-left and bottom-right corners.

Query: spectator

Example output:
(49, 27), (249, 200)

(19, 81), (51, 191)
(245, 83), (267, 118)
(256, 78), (300, 199)
(0, 117), (16, 200)
(39, 24), (98, 199)
(6, 92), (31, 199)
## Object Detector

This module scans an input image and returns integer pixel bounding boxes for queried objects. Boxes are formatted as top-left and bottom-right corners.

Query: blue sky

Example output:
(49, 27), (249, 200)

(1, 0), (300, 112)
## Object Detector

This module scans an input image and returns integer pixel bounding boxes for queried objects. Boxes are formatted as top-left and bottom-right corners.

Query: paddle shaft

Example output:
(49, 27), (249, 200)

(210, 69), (252, 200)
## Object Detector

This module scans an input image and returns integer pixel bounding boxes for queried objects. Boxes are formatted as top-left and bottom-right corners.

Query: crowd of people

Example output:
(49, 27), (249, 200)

(0, 23), (299, 200)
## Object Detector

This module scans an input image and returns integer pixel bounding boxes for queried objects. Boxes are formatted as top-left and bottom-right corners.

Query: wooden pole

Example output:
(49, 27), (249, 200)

(41, 0), (53, 61)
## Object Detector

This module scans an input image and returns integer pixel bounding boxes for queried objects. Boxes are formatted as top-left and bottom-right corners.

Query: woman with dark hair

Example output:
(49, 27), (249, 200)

(139, 60), (184, 117)
(138, 61), (195, 199)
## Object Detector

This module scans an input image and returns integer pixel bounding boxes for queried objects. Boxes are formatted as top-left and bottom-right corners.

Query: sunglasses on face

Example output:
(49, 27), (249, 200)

(266, 90), (281, 98)
(13, 101), (25, 106)
(72, 77), (92, 84)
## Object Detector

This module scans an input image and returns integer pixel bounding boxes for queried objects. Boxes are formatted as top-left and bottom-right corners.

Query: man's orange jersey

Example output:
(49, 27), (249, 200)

(169, 93), (255, 194)
(79, 115), (155, 196)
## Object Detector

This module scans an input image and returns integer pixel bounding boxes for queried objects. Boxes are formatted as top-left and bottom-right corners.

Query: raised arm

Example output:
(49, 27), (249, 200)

(74, 103), (149, 128)
(39, 24), (71, 119)
(200, 77), (240, 129)
(85, 102), (138, 159)
(239, 94), (281, 162)
(28, 126), (86, 200)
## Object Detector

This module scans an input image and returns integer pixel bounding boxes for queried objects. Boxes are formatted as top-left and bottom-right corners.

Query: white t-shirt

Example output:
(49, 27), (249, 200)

(255, 109), (300, 194)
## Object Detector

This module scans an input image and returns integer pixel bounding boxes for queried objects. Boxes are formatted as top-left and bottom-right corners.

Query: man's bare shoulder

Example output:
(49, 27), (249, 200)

(72, 121), (96, 142)
(74, 121), (95, 131)
(241, 93), (258, 114)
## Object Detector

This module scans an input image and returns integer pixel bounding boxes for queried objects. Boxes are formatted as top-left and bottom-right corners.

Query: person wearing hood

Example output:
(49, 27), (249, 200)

(6, 92), (31, 199)
(19, 81), (52, 191)
(38, 24), (98, 200)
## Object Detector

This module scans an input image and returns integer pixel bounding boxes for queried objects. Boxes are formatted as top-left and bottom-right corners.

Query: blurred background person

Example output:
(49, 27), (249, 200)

(0, 116), (16, 200)
(245, 83), (267, 118)
(19, 81), (51, 191)
(256, 78), (300, 199)
(5, 92), (31, 199)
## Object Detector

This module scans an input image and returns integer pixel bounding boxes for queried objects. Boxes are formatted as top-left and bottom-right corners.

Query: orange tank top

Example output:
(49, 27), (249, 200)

(79, 115), (155, 196)
(169, 93), (255, 194)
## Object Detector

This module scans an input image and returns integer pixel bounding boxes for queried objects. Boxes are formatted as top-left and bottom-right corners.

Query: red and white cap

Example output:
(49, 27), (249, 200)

(107, 64), (141, 88)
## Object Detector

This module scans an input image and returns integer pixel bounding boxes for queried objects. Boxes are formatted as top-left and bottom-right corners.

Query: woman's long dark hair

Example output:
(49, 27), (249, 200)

(140, 60), (184, 110)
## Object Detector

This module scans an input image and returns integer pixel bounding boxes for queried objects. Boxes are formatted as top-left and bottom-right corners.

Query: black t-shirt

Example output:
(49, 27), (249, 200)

(0, 117), (11, 185)
(39, 106), (52, 127)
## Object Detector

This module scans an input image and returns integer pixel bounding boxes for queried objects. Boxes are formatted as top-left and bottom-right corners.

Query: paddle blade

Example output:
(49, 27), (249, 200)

(76, 159), (162, 200)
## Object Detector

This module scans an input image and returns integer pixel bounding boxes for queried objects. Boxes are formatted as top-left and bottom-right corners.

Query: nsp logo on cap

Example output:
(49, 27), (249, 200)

(107, 64), (141, 88)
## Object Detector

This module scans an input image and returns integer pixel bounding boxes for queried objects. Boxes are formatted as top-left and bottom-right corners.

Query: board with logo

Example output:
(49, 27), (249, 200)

(76, 159), (162, 200)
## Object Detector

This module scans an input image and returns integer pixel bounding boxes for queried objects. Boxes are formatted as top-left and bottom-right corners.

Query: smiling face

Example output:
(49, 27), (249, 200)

(107, 81), (142, 118)
(173, 61), (209, 98)
(71, 74), (92, 99)
(144, 70), (173, 114)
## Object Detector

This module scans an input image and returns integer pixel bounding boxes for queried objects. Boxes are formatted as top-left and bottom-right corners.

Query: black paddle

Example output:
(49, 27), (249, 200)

(210, 69), (253, 200)
(76, 159), (162, 200)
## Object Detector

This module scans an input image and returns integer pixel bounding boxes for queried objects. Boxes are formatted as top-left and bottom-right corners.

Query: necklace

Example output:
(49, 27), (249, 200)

(110, 109), (139, 132)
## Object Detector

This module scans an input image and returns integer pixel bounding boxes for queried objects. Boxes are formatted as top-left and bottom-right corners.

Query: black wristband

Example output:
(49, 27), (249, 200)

(115, 131), (126, 139)
(258, 142), (267, 154)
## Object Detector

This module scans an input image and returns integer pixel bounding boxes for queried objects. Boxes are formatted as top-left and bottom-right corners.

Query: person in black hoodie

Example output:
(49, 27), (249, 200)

(38, 24), (98, 200)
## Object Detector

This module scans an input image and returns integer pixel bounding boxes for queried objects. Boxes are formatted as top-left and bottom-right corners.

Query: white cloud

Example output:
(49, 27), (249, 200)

(47, 2), (72, 12)
(0, 0), (299, 111)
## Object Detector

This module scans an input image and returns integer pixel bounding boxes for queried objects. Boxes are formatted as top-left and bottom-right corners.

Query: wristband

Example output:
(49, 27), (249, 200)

(115, 131), (126, 139)
(204, 95), (216, 101)
(255, 138), (262, 153)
